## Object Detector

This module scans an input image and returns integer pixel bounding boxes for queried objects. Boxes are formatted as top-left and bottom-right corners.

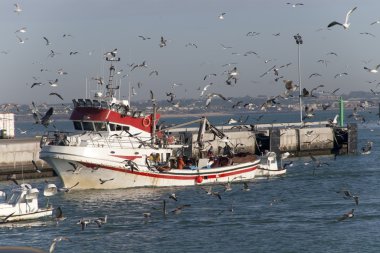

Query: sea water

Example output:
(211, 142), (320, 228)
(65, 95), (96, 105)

(1, 110), (379, 253)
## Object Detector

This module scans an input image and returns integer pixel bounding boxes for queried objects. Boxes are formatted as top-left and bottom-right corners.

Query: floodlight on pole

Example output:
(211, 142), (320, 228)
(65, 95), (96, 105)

(293, 33), (303, 122)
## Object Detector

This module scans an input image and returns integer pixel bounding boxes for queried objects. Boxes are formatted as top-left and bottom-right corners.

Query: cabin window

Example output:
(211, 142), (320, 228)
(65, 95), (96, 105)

(122, 126), (130, 131)
(7, 193), (20, 205)
(109, 124), (115, 131)
(116, 124), (122, 131)
(73, 121), (82, 130)
(82, 121), (94, 131)
(94, 122), (107, 131)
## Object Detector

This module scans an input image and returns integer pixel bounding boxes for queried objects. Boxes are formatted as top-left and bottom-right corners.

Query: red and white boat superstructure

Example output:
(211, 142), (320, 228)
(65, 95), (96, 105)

(39, 52), (260, 190)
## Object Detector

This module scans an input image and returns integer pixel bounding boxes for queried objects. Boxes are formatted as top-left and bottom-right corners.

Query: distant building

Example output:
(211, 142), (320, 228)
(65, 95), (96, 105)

(0, 113), (15, 138)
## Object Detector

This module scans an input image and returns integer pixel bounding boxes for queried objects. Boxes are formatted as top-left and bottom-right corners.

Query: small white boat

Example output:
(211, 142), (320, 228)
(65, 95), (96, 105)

(256, 152), (287, 178)
(0, 184), (55, 223)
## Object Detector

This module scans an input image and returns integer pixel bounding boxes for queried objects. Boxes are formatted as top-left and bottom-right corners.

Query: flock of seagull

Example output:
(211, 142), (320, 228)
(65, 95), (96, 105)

(2, 3), (380, 251)
(3, 3), (380, 132)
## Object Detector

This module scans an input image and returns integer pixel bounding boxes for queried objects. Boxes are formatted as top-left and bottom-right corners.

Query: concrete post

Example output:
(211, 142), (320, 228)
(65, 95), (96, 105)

(339, 97), (344, 127)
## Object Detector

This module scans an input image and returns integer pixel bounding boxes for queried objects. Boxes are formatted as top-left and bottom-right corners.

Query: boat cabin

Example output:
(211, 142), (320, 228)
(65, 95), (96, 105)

(0, 184), (40, 216)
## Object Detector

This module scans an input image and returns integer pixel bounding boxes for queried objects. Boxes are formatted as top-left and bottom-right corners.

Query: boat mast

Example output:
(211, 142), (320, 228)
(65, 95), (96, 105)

(105, 52), (120, 98)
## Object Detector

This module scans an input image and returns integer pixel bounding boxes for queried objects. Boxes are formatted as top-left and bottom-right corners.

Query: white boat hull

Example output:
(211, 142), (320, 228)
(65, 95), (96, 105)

(0, 209), (53, 222)
(41, 149), (259, 189)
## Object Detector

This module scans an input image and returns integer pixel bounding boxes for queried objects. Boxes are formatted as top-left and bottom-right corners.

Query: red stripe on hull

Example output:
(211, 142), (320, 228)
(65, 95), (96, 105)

(110, 155), (142, 160)
(80, 162), (257, 180)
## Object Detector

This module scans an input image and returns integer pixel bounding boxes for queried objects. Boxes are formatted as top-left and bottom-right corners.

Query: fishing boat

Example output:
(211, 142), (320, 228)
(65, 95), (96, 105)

(0, 184), (55, 222)
(39, 51), (260, 190)
(256, 152), (287, 178)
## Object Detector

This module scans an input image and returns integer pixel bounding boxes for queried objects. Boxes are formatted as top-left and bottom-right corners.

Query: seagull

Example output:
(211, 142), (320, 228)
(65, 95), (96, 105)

(185, 42), (198, 48)
(169, 193), (178, 201)
(199, 83), (212, 97)
(58, 182), (79, 192)
(337, 209), (354, 221)
(303, 106), (315, 120)
(309, 73), (322, 79)
(7, 174), (19, 186)
(14, 3), (22, 14)
(336, 189), (359, 206)
(149, 70), (159, 76)
(334, 72), (348, 78)
(327, 6), (357, 29)
(370, 20), (380, 25)
(16, 36), (27, 44)
(364, 64), (380, 73)
(49, 92), (64, 101)
(94, 215), (108, 227)
(327, 52), (338, 57)
(104, 48), (117, 58)
(31, 82), (43, 88)
(360, 32), (376, 38)
(218, 12), (226, 20)
(205, 93), (227, 108)
(159, 36), (167, 48)
(203, 73), (217, 81)
(49, 236), (70, 253)
(138, 35), (151, 40)
(17, 128), (28, 134)
(43, 36), (51, 46)
(99, 178), (114, 184)
(201, 186), (222, 200)
(171, 204), (191, 214)
(77, 218), (91, 230)
(57, 69), (68, 75)
(31, 160), (42, 173)
(15, 27), (27, 33)
(220, 43), (232, 50)
(286, 2), (304, 7)
(49, 79), (59, 87)
(361, 141), (373, 155)
(241, 182), (250, 191)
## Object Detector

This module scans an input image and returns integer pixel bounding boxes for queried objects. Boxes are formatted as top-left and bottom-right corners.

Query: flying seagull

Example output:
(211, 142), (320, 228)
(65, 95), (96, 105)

(160, 36), (167, 48)
(327, 7), (357, 29)
(218, 12), (226, 20)
(49, 92), (64, 101)
(364, 64), (380, 73)
(286, 3), (304, 7)
(14, 3), (22, 14)
(43, 36), (51, 46)
(49, 236), (70, 253)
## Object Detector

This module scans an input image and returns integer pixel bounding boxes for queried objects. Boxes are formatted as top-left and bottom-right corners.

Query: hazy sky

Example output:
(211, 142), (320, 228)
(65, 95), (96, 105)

(1, 0), (380, 105)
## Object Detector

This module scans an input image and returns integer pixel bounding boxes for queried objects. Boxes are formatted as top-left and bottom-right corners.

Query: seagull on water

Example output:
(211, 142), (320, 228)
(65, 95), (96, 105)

(337, 209), (354, 221)
(327, 6), (357, 29)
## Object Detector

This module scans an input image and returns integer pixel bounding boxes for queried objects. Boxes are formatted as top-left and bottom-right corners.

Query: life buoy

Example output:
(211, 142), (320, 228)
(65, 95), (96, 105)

(143, 117), (151, 127)
(195, 176), (203, 184)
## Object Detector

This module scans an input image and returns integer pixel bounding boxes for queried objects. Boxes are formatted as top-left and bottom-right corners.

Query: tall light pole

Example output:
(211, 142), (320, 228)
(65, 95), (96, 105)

(294, 33), (303, 122)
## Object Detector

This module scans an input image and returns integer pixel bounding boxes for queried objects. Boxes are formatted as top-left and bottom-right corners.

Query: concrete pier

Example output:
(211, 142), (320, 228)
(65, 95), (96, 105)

(0, 138), (55, 181)
(0, 121), (357, 181)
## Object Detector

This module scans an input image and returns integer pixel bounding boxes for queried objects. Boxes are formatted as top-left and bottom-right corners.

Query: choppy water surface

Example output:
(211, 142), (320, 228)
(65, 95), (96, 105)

(3, 111), (380, 252)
